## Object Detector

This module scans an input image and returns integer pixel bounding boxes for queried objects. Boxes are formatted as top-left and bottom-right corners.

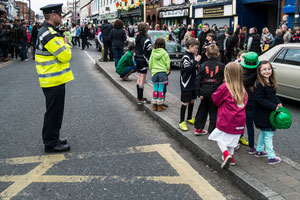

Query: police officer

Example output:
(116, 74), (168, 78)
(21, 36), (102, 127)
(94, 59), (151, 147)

(35, 4), (74, 152)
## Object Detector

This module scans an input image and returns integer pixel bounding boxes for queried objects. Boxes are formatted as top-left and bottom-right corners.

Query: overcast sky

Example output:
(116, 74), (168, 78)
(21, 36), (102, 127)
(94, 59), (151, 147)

(31, 0), (68, 14)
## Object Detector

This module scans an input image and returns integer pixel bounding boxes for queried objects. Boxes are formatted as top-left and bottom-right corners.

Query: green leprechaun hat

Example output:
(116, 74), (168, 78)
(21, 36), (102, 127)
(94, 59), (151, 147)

(270, 107), (292, 129)
(241, 52), (260, 69)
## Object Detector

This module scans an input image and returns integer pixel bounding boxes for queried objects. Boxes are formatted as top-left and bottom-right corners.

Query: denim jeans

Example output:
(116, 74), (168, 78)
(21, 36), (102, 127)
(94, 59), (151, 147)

(151, 72), (167, 84)
(256, 130), (275, 159)
(246, 101), (255, 148)
(21, 42), (27, 61)
(119, 65), (136, 77)
(113, 47), (123, 68)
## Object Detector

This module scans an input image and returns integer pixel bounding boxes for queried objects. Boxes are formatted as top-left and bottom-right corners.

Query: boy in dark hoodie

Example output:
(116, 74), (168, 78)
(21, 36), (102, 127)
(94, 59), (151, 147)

(179, 38), (201, 131)
(194, 44), (225, 135)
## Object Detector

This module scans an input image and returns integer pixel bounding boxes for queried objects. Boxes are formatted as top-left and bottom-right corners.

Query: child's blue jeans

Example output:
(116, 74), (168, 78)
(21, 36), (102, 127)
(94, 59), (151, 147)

(256, 130), (276, 159)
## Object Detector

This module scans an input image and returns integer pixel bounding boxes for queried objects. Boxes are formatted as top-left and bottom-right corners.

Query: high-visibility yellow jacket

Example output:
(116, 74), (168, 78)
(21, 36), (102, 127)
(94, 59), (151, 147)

(35, 22), (74, 88)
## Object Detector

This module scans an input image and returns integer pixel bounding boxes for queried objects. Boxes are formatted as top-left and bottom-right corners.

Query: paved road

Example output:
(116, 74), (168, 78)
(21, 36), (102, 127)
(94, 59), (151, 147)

(0, 47), (250, 199)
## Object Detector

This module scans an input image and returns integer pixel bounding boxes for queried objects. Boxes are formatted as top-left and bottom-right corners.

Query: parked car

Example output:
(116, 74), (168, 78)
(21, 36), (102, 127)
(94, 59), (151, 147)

(259, 43), (300, 101)
(148, 30), (185, 67)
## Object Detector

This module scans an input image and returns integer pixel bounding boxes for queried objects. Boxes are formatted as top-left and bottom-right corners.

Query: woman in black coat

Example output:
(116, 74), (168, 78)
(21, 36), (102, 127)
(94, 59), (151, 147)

(270, 29), (284, 49)
(109, 19), (127, 68)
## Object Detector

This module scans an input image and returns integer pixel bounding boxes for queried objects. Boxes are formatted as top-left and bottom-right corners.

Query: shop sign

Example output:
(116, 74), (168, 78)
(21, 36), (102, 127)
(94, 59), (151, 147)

(159, 9), (188, 18)
(203, 6), (224, 17)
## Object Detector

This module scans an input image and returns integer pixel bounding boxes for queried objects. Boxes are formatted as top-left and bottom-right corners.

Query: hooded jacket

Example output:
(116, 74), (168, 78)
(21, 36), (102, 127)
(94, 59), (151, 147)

(180, 51), (198, 92)
(100, 23), (113, 41)
(134, 34), (152, 65)
(116, 50), (134, 75)
(149, 48), (170, 76)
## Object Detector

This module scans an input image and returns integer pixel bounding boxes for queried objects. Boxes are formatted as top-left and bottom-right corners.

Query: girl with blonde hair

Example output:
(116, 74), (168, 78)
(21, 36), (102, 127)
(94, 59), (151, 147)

(208, 62), (248, 169)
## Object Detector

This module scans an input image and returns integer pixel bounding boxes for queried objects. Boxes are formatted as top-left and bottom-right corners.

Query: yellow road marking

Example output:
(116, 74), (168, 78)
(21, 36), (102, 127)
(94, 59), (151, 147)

(0, 60), (15, 69)
(0, 144), (225, 200)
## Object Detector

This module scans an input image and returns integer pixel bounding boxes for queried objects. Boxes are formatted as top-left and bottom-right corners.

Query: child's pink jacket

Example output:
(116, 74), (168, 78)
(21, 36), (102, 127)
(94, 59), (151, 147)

(212, 83), (248, 134)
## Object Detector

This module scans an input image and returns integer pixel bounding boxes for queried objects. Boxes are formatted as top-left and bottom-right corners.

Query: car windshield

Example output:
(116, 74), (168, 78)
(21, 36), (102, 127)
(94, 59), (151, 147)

(150, 32), (176, 43)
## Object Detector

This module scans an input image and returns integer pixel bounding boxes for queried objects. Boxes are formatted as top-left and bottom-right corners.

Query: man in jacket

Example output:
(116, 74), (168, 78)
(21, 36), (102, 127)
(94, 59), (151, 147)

(223, 30), (234, 64)
(19, 22), (28, 61)
(197, 23), (212, 62)
(80, 23), (90, 50)
(100, 20), (113, 62)
(247, 27), (261, 55)
(35, 4), (74, 152)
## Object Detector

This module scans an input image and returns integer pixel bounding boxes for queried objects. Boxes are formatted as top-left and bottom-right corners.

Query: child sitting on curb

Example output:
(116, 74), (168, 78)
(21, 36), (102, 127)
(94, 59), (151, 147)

(179, 38), (201, 131)
(149, 38), (170, 112)
(194, 44), (225, 135)
(116, 43), (136, 81)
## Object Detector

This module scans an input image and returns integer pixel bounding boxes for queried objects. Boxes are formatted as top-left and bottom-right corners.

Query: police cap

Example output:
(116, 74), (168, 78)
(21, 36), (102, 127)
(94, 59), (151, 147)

(40, 4), (64, 14)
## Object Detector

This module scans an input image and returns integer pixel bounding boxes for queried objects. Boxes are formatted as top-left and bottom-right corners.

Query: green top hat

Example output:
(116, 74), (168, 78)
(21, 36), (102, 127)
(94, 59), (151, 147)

(270, 107), (292, 129)
(241, 52), (260, 69)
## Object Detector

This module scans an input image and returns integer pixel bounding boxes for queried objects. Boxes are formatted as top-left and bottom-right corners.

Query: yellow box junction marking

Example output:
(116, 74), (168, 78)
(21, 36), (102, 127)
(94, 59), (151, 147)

(0, 144), (225, 200)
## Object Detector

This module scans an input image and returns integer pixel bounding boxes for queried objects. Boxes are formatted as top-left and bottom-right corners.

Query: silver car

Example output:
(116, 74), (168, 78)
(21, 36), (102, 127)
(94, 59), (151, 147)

(259, 43), (300, 101)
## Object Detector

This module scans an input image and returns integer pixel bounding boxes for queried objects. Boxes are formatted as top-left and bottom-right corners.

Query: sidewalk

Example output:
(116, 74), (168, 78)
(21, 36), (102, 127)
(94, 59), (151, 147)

(95, 60), (300, 200)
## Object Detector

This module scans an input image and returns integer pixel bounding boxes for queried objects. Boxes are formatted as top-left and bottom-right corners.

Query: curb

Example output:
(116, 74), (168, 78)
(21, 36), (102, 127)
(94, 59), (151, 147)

(95, 61), (285, 200)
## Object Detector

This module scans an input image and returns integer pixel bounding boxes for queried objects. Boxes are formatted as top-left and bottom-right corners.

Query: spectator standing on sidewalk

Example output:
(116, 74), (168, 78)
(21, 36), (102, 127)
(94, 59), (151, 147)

(253, 61), (282, 164)
(247, 27), (261, 55)
(0, 24), (9, 61)
(100, 20), (113, 61)
(223, 30), (234, 64)
(208, 62), (248, 169)
(178, 38), (201, 131)
(70, 23), (76, 47)
(270, 29), (284, 49)
(109, 19), (127, 68)
(260, 27), (273, 44)
(149, 38), (170, 112)
(240, 52), (260, 153)
(19, 21), (28, 61)
(135, 22), (152, 104)
(194, 44), (224, 135)
(290, 27), (300, 43)
(281, 24), (292, 43)
(197, 23), (211, 63)
(75, 24), (81, 47)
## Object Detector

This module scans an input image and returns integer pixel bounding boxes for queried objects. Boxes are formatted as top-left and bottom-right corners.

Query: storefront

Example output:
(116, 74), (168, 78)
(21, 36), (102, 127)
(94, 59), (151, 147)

(192, 1), (236, 31)
(237, 0), (278, 34)
(146, 0), (161, 26)
(118, 5), (144, 27)
(159, 5), (190, 26)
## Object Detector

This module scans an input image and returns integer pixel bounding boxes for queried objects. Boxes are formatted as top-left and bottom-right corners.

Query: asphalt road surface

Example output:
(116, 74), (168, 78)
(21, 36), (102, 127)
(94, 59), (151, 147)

(0, 46), (251, 200)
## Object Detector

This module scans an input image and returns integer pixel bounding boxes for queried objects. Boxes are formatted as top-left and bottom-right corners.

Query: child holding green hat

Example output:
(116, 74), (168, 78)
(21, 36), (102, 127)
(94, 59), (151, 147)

(253, 60), (282, 164)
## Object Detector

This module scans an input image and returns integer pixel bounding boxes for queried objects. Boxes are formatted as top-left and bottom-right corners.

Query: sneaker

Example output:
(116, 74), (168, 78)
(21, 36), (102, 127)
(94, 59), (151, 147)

(221, 154), (232, 169)
(136, 98), (150, 105)
(187, 118), (195, 125)
(239, 136), (249, 146)
(254, 151), (268, 158)
(248, 147), (256, 155)
(179, 121), (188, 131)
(24, 59), (29, 61)
(222, 156), (235, 166)
(194, 129), (207, 136)
(268, 157), (281, 165)
(234, 143), (240, 151)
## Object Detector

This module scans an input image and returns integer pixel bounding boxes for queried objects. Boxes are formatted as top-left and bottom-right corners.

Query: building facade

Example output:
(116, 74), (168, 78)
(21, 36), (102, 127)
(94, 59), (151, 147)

(15, 1), (35, 22)
(146, 0), (161, 26)
(159, 0), (190, 26)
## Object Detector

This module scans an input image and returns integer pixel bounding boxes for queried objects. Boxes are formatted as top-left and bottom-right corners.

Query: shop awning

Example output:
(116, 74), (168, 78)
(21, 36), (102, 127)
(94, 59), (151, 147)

(283, 5), (300, 13)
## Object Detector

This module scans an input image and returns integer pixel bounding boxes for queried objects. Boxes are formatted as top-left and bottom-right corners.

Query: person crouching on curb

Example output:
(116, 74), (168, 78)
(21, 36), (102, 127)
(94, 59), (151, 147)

(179, 38), (201, 131)
(194, 44), (225, 136)
(208, 62), (248, 169)
(116, 43), (136, 81)
(149, 38), (170, 112)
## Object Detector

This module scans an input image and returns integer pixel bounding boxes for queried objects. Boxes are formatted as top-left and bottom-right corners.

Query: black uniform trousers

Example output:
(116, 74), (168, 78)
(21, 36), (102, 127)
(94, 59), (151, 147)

(42, 84), (65, 148)
(103, 40), (113, 61)
(194, 96), (218, 133)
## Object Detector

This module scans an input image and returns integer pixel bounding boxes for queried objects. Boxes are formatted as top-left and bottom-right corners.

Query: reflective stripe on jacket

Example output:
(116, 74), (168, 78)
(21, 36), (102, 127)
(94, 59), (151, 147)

(35, 22), (74, 88)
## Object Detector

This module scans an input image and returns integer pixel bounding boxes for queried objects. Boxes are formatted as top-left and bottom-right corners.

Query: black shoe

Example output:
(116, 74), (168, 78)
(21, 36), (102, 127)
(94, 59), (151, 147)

(59, 138), (67, 145)
(45, 144), (70, 153)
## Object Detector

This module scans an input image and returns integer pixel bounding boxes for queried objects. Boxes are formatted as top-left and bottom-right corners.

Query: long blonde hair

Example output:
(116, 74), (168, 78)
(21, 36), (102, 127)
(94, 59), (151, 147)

(224, 62), (247, 105)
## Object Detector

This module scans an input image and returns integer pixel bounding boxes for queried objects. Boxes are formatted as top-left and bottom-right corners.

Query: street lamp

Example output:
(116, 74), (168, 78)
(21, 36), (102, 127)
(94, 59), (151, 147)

(295, 0), (299, 27)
